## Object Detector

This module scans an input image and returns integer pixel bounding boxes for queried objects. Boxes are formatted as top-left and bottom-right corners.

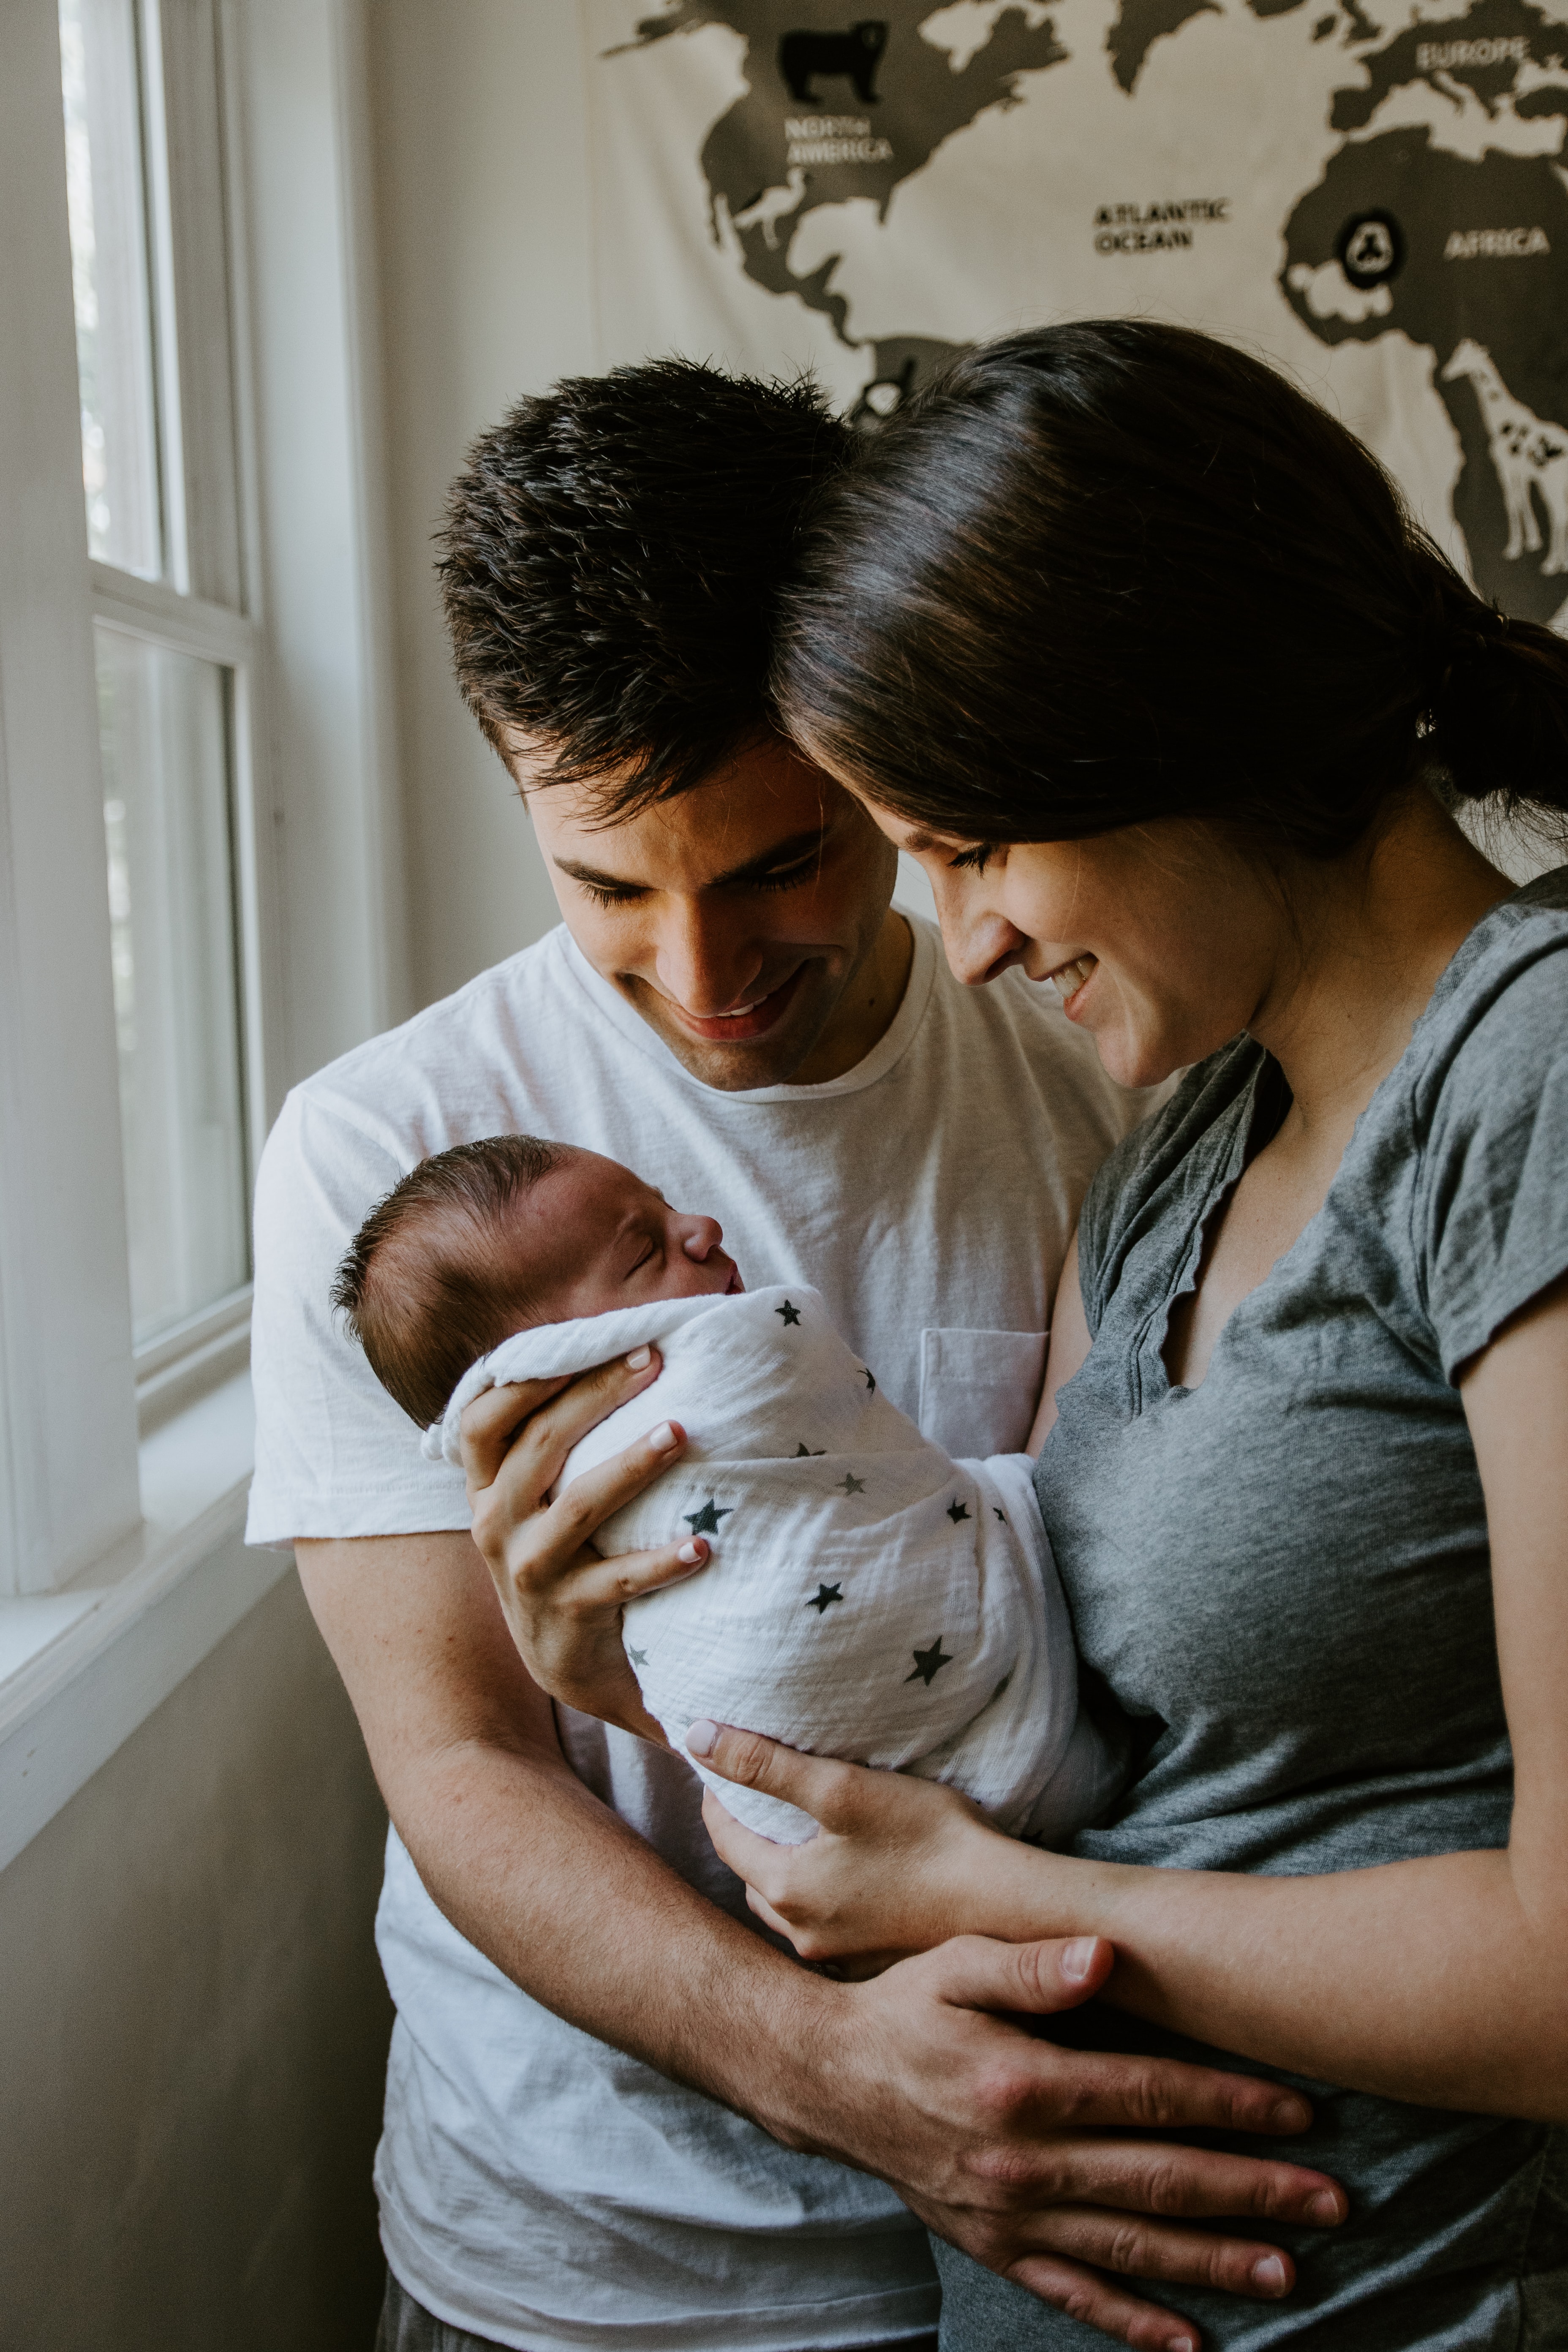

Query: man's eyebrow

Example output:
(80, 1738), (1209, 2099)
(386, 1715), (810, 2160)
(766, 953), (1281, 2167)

(552, 828), (829, 895)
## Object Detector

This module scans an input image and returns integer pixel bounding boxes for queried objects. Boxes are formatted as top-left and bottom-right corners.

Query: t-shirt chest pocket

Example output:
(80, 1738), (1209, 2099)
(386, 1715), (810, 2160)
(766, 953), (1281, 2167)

(917, 1327), (1048, 1459)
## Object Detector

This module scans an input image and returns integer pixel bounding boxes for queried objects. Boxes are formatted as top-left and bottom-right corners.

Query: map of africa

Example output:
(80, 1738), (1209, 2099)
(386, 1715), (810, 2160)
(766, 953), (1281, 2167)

(586, 0), (1568, 623)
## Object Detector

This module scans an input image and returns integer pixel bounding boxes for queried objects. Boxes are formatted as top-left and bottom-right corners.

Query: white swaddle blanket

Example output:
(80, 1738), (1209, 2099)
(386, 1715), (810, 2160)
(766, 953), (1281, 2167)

(427, 1285), (1117, 1845)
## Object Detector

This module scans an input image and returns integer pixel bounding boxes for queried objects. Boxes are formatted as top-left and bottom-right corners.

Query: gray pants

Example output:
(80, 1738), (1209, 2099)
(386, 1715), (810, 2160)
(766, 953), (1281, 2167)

(376, 2265), (940, 2352)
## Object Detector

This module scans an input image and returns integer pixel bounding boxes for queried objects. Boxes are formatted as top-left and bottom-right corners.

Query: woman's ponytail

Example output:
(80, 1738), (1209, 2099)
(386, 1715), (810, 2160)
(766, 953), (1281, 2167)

(1428, 586), (1568, 819)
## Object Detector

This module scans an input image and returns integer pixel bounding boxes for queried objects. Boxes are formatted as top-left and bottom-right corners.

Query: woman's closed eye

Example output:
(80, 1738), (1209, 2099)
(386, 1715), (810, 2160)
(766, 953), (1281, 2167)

(947, 843), (996, 876)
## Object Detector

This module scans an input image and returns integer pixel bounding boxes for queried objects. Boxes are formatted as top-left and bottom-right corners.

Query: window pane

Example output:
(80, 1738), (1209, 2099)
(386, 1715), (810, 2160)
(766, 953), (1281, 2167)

(96, 628), (249, 1344)
(59, 0), (162, 578)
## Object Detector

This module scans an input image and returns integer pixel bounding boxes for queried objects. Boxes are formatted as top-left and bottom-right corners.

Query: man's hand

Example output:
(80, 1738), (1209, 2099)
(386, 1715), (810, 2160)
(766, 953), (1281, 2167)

(459, 1345), (710, 1735)
(299, 1536), (1344, 2352)
(792, 1934), (1343, 2352)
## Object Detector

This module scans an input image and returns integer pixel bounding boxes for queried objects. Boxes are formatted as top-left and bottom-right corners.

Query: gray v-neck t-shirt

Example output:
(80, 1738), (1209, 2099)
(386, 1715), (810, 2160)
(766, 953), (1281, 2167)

(936, 869), (1568, 2349)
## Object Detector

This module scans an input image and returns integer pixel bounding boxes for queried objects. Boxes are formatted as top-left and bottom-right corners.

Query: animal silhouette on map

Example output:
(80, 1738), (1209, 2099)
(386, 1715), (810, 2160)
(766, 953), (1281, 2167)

(1442, 339), (1568, 578)
(779, 22), (888, 105)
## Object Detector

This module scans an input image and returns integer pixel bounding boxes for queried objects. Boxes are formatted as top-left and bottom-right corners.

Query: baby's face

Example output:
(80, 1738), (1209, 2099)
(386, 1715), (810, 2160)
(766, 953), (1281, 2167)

(509, 1150), (742, 1324)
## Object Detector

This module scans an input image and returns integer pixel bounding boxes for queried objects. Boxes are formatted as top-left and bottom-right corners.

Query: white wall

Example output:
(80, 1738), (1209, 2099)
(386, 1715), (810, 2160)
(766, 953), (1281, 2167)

(369, 1), (596, 1010)
(0, 1573), (390, 2350)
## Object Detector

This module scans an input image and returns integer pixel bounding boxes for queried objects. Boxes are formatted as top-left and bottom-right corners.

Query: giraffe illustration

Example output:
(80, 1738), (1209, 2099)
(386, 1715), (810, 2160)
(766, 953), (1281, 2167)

(1441, 339), (1568, 576)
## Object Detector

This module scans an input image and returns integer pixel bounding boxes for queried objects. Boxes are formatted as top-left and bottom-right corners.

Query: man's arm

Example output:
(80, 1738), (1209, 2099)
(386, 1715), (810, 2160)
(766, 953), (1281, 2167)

(299, 1528), (1346, 2352)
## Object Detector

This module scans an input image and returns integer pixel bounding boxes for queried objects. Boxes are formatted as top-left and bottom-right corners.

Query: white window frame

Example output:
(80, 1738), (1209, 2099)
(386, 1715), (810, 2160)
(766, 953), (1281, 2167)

(84, 0), (286, 1427)
(0, 0), (403, 1648)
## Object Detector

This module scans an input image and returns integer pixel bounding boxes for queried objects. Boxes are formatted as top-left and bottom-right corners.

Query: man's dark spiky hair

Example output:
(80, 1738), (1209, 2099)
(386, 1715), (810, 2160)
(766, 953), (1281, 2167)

(436, 359), (853, 823)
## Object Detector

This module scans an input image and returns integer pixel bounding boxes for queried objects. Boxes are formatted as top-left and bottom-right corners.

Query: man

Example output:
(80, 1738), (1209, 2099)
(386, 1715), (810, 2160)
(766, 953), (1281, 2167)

(248, 363), (1343, 2352)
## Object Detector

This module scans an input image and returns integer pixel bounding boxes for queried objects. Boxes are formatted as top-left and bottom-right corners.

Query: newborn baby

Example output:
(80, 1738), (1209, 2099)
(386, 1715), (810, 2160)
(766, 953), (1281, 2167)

(334, 1135), (1119, 1845)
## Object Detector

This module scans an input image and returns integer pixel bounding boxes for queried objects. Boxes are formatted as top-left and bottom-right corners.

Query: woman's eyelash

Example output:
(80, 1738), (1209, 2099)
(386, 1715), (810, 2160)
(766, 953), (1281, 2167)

(947, 844), (994, 874)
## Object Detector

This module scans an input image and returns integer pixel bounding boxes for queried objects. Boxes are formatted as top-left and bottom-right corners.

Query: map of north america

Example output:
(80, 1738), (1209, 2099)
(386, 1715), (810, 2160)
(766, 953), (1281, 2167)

(599, 0), (1568, 618)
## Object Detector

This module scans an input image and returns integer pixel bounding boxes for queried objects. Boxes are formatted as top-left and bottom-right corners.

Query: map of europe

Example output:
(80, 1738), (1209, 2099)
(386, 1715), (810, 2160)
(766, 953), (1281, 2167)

(589, 0), (1568, 622)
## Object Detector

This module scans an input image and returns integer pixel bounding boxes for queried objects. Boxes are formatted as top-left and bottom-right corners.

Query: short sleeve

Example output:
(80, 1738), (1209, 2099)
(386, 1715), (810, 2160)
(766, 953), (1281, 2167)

(245, 1089), (471, 1546)
(1420, 944), (1568, 1382)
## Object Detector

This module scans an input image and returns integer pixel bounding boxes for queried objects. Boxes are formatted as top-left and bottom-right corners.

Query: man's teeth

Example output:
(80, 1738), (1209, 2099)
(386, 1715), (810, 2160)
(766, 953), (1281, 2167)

(1050, 955), (1097, 1000)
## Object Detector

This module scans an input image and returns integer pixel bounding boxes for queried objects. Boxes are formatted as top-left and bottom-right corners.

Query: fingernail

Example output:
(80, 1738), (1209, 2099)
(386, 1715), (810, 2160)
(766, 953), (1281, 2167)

(1269, 2096), (1309, 2130)
(676, 1539), (705, 1565)
(647, 1421), (678, 1452)
(1165, 2336), (1196, 2352)
(686, 1718), (718, 1758)
(1308, 2189), (1342, 2224)
(626, 1346), (652, 1371)
(1061, 1937), (1098, 1982)
(1252, 2254), (1288, 2295)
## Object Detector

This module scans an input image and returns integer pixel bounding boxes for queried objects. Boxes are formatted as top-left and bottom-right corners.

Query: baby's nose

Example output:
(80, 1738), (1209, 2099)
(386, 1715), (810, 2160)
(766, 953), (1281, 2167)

(682, 1218), (723, 1259)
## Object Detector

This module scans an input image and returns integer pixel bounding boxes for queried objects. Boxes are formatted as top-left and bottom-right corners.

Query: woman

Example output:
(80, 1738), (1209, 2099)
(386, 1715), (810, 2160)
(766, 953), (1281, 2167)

(466, 324), (1568, 2347)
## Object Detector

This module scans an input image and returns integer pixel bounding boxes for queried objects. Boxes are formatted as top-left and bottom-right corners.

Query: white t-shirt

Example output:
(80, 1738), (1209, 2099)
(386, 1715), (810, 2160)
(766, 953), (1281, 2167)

(247, 917), (1145, 2352)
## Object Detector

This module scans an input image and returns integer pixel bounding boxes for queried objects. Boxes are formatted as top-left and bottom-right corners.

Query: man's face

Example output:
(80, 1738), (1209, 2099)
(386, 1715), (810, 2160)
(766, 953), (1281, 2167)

(509, 732), (898, 1091)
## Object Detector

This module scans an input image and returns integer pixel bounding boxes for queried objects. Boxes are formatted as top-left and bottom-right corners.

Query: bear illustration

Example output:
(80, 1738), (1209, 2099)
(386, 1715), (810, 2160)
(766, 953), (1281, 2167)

(779, 21), (888, 105)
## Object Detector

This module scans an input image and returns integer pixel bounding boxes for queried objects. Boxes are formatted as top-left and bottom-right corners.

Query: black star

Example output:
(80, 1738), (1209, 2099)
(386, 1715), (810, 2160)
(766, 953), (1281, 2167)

(994, 1508), (1007, 1523)
(684, 1497), (734, 1536)
(947, 1500), (970, 1524)
(795, 1441), (825, 1457)
(862, 1367), (876, 1391)
(905, 1638), (954, 1688)
(627, 1646), (648, 1668)
(838, 1473), (866, 1495)
(806, 1582), (843, 1614)
(776, 1299), (802, 1326)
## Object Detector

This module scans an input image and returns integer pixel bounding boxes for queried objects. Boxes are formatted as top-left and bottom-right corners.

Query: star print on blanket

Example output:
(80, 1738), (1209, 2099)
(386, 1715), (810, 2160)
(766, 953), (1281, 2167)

(425, 1284), (1118, 1846)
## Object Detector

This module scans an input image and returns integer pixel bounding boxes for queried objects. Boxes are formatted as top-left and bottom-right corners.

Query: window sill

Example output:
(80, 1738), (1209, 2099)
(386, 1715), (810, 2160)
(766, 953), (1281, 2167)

(0, 1369), (289, 1874)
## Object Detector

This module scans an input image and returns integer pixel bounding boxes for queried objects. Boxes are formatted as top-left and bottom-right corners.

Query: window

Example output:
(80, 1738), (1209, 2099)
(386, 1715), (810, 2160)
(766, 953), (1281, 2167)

(0, 0), (398, 1606)
(58, 0), (259, 1374)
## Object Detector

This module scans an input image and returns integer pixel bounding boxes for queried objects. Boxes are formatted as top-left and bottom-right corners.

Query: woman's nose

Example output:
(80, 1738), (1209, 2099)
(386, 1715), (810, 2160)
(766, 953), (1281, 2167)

(681, 1217), (724, 1260)
(940, 904), (1029, 988)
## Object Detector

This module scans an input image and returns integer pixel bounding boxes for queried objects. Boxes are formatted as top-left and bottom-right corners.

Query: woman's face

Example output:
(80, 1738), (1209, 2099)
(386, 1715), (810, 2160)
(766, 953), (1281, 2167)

(874, 809), (1288, 1088)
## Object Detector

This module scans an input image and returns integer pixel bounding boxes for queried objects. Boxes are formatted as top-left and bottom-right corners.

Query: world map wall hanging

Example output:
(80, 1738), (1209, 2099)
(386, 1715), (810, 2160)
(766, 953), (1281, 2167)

(583, 0), (1568, 629)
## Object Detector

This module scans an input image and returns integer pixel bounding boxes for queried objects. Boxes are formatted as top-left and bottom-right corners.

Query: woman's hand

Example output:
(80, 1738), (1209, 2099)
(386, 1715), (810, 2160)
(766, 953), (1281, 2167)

(460, 1346), (710, 1739)
(691, 1718), (1014, 1963)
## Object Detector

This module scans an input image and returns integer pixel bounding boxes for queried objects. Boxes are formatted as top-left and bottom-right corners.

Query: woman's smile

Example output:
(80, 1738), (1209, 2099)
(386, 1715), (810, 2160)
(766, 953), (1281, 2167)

(1047, 952), (1098, 1010)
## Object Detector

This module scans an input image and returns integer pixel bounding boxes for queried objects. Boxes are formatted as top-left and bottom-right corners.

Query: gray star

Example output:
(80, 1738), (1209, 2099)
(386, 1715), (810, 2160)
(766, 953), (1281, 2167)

(862, 1367), (876, 1391)
(947, 1500), (970, 1524)
(806, 1582), (843, 1614)
(905, 1638), (954, 1688)
(627, 1646), (648, 1668)
(994, 1508), (1006, 1522)
(684, 1497), (734, 1537)
(776, 1299), (802, 1326)
(838, 1473), (866, 1495)
(795, 1441), (825, 1457)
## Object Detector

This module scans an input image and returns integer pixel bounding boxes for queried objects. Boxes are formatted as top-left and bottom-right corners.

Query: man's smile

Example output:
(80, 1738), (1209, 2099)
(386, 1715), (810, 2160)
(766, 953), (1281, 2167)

(635, 962), (810, 1044)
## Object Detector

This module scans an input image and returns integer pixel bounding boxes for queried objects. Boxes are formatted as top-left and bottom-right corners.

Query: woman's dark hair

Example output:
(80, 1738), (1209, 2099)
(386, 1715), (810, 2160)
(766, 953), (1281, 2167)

(438, 360), (852, 821)
(773, 320), (1568, 855)
(332, 1135), (567, 1428)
